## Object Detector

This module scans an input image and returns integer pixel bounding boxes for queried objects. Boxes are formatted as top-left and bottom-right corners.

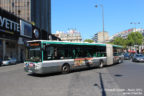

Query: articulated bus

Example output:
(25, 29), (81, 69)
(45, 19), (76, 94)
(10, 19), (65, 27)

(24, 40), (124, 74)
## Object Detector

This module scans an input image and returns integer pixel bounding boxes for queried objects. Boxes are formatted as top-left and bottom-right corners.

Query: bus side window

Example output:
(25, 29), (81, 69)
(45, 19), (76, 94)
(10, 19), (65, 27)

(93, 53), (97, 57)
(72, 49), (76, 58)
(45, 46), (54, 60)
(101, 53), (104, 57)
(86, 51), (91, 57)
(68, 47), (76, 59)
(92, 48), (97, 57)
(97, 53), (101, 57)
(57, 47), (65, 59)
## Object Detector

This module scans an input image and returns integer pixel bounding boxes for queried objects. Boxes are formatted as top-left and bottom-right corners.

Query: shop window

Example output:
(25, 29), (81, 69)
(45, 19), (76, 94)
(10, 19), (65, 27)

(6, 42), (15, 48)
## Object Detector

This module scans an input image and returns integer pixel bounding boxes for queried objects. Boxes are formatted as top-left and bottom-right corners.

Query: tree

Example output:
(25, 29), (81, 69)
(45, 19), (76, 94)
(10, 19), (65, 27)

(84, 39), (94, 43)
(111, 37), (127, 49)
(112, 32), (143, 49)
(113, 37), (125, 45)
(127, 32), (143, 46)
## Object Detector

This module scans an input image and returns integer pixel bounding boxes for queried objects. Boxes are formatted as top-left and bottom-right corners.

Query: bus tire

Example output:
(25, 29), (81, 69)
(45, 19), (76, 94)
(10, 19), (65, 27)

(118, 58), (122, 64)
(61, 64), (70, 74)
(99, 60), (104, 68)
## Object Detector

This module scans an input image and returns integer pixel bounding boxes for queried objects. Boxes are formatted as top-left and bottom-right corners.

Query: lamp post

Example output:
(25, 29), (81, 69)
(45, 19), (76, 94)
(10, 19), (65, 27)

(130, 22), (141, 53)
(95, 4), (105, 43)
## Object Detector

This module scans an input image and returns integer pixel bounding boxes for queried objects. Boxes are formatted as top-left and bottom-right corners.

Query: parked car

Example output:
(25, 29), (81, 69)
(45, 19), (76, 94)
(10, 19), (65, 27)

(124, 53), (131, 60)
(132, 54), (144, 62)
(130, 53), (136, 59)
(2, 58), (17, 65)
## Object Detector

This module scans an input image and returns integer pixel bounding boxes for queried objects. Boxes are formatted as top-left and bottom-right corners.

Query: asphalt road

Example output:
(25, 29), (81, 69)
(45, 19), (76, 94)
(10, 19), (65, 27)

(107, 60), (144, 96)
(0, 61), (143, 96)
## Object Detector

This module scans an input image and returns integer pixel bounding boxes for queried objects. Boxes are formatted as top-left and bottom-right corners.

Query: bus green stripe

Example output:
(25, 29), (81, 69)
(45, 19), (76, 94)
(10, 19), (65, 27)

(41, 41), (106, 46)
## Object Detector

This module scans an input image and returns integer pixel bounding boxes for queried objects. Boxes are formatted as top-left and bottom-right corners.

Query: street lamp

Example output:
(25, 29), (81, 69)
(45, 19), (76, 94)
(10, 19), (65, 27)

(95, 4), (105, 43)
(130, 22), (141, 53)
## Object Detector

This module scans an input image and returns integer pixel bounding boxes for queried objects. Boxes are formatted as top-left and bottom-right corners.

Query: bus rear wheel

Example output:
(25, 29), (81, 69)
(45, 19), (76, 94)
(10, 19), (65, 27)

(99, 61), (104, 68)
(61, 64), (70, 74)
(118, 58), (122, 64)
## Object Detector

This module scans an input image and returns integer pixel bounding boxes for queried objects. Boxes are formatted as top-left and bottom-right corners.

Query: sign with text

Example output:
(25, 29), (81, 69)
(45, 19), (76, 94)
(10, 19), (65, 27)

(0, 8), (20, 40)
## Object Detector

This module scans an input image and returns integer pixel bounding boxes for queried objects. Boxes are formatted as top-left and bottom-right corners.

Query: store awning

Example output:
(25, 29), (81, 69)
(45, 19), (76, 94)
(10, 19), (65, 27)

(128, 50), (136, 53)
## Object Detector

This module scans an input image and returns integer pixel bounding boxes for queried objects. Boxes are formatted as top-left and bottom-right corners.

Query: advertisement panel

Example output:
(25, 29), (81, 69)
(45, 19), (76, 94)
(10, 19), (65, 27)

(20, 20), (32, 38)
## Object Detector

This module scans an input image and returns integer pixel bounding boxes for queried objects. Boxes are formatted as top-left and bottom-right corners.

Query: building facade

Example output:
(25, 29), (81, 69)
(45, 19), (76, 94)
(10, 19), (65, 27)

(0, 8), (57, 62)
(0, 0), (52, 62)
(110, 28), (144, 53)
(31, 0), (51, 33)
(0, 0), (31, 22)
(93, 32), (109, 43)
(0, 0), (51, 33)
(0, 8), (29, 62)
(54, 29), (82, 42)
(110, 28), (144, 41)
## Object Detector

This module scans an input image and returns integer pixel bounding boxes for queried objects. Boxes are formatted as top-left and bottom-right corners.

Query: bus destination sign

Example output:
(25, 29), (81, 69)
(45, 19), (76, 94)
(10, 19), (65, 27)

(29, 42), (40, 46)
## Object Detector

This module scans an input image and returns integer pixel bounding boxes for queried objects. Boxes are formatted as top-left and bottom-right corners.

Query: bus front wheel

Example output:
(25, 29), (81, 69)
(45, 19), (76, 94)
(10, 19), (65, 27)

(61, 64), (70, 74)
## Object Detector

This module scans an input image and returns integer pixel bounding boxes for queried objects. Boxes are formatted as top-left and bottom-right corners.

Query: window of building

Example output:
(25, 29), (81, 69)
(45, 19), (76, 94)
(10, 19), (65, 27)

(18, 10), (21, 15)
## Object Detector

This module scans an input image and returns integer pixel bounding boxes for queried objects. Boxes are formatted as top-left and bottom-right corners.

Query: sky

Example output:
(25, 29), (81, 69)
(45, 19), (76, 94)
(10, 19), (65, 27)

(51, 0), (144, 40)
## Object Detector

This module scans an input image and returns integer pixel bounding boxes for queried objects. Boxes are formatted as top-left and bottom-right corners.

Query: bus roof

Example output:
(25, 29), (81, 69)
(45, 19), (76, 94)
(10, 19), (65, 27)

(28, 40), (122, 48)
(28, 40), (106, 46)
(113, 45), (123, 48)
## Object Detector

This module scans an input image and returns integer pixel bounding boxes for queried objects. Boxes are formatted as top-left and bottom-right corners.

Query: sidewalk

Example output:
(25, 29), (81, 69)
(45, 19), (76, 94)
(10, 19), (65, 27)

(0, 63), (24, 73)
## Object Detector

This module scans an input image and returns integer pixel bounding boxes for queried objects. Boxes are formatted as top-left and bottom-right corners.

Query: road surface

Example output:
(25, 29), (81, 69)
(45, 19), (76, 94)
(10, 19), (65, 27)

(0, 61), (143, 96)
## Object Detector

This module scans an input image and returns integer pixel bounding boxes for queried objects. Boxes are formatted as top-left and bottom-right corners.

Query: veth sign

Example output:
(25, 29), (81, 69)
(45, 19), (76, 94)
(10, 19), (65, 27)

(0, 15), (20, 32)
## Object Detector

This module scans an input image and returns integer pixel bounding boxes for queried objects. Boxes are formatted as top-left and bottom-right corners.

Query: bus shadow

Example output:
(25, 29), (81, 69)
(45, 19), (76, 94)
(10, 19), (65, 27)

(104, 63), (121, 68)
(71, 67), (97, 73)
(28, 72), (61, 77)
(27, 63), (122, 78)
(28, 67), (98, 77)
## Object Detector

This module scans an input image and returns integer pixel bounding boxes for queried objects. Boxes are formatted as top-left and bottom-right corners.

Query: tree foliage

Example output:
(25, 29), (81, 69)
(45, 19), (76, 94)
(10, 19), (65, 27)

(112, 32), (143, 48)
(127, 32), (143, 46)
(112, 37), (127, 48)
(113, 37), (125, 45)
(84, 39), (94, 43)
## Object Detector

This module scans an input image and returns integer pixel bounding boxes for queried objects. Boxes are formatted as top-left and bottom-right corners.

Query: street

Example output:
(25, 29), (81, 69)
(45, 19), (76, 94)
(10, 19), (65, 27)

(0, 61), (143, 96)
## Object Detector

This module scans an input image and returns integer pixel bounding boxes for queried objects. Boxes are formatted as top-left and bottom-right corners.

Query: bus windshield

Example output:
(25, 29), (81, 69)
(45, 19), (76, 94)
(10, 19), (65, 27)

(26, 46), (42, 62)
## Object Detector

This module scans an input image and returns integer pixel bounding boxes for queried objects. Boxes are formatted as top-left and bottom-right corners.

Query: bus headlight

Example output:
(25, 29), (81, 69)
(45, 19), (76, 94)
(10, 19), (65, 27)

(35, 63), (41, 69)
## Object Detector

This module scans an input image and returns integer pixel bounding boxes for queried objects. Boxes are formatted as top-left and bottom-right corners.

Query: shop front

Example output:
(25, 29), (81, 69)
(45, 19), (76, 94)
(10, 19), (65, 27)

(0, 8), (60, 62)
(0, 39), (18, 59)
(0, 8), (29, 62)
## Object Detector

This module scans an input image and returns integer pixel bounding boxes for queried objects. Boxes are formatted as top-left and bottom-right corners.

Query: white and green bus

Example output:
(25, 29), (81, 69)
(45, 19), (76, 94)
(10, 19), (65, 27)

(24, 40), (124, 74)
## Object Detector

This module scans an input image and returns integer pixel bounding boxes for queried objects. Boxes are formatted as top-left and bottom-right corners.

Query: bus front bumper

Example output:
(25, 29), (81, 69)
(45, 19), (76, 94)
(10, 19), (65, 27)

(24, 66), (44, 74)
